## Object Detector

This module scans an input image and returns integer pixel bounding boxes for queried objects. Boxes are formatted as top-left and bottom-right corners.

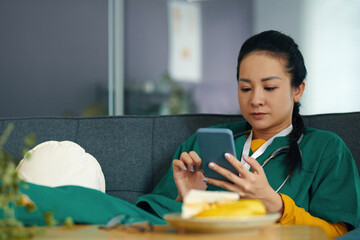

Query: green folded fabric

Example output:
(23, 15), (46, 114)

(135, 193), (182, 219)
(2, 182), (167, 226)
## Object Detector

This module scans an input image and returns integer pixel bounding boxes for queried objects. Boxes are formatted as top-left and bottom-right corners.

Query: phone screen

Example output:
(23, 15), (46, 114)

(197, 128), (238, 182)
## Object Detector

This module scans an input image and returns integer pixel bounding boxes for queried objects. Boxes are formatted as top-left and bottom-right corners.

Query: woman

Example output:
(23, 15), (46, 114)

(136, 30), (360, 238)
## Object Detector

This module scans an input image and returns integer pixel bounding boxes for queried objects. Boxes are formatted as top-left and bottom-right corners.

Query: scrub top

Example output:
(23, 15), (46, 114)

(136, 121), (360, 228)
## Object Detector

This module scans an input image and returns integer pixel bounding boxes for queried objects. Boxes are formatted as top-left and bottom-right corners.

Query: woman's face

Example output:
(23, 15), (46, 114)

(237, 51), (304, 139)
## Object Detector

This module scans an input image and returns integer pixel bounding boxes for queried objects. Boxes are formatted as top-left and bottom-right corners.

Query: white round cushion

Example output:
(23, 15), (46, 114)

(16, 141), (106, 192)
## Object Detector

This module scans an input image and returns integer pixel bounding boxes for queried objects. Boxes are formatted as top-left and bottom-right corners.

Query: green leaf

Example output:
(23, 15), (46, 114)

(0, 123), (14, 149)
(23, 133), (36, 148)
(44, 211), (57, 227)
(23, 151), (32, 160)
(0, 124), (45, 239)
(64, 217), (74, 227)
(26, 203), (36, 213)
(22, 149), (29, 159)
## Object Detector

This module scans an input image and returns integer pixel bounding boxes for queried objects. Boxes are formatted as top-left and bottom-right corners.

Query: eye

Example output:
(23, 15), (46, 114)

(240, 88), (251, 93)
(265, 87), (277, 91)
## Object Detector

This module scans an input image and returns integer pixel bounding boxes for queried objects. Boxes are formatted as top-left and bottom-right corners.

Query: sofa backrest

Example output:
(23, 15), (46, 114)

(0, 112), (359, 203)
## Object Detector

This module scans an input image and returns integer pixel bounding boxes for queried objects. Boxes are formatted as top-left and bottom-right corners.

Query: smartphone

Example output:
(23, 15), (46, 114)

(196, 128), (238, 182)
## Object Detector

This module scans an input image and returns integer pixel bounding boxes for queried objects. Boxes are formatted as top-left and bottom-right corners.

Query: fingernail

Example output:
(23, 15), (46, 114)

(225, 153), (230, 159)
(190, 166), (194, 172)
(183, 166), (187, 171)
(203, 178), (208, 182)
(209, 162), (215, 168)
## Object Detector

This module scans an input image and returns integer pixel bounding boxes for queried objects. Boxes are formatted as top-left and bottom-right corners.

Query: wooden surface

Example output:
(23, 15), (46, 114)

(33, 224), (329, 240)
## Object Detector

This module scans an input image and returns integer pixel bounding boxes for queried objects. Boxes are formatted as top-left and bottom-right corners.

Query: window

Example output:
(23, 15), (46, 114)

(301, 0), (360, 114)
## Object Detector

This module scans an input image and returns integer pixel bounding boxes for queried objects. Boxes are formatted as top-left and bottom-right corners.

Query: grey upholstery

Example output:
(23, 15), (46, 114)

(0, 114), (245, 202)
(0, 112), (359, 239)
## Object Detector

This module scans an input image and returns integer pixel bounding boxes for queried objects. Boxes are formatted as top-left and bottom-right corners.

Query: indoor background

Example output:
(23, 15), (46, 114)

(0, 0), (359, 117)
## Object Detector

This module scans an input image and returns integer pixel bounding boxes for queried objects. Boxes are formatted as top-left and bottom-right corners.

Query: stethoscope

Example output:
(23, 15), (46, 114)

(233, 130), (304, 192)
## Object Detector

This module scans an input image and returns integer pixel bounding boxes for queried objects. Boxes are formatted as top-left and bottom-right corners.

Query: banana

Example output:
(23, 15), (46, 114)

(195, 199), (266, 218)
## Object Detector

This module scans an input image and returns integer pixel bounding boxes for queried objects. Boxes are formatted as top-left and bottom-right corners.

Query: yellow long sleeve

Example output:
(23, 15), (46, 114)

(279, 193), (348, 239)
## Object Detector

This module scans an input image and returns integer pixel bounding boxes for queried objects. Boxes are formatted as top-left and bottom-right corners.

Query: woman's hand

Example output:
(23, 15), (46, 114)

(204, 154), (283, 213)
(173, 151), (207, 202)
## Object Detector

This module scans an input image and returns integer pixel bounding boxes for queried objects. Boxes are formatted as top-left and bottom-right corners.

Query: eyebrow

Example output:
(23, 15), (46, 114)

(238, 76), (282, 82)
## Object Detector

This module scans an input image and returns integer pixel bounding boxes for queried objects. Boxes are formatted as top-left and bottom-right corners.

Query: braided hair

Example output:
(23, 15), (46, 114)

(236, 30), (307, 175)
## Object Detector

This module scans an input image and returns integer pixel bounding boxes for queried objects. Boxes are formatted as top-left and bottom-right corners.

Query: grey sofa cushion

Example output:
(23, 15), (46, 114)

(76, 117), (154, 201)
(0, 117), (78, 159)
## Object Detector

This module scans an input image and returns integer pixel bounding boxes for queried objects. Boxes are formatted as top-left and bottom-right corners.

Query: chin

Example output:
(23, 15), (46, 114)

(248, 121), (272, 131)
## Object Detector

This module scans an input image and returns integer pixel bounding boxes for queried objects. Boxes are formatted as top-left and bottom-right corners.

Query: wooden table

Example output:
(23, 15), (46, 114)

(33, 224), (329, 240)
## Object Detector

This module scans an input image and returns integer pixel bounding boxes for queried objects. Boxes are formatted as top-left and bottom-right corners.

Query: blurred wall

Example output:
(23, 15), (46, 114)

(195, 0), (252, 114)
(0, 0), (108, 117)
(0, 0), (252, 117)
(124, 0), (252, 114)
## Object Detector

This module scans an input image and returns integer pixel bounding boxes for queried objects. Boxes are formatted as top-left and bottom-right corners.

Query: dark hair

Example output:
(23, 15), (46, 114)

(237, 30), (307, 176)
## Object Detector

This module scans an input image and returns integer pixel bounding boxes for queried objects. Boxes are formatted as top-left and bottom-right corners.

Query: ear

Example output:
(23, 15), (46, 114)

(293, 81), (305, 103)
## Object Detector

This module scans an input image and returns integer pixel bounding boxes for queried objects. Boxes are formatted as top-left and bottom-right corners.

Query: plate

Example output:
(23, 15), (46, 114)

(164, 213), (280, 233)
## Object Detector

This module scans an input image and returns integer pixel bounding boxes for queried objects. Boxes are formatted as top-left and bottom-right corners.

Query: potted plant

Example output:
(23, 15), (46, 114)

(0, 123), (37, 239)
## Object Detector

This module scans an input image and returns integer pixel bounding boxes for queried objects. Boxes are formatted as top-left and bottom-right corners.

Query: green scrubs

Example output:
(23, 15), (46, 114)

(136, 121), (360, 228)
(5, 121), (360, 228)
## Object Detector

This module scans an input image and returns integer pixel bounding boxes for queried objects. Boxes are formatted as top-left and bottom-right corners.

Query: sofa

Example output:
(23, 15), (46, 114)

(0, 112), (359, 239)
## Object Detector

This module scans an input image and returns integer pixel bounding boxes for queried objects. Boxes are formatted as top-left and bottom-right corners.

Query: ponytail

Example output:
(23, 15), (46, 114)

(286, 102), (304, 175)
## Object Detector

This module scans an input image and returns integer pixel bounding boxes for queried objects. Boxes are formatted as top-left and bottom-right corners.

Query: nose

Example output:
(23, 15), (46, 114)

(251, 88), (265, 107)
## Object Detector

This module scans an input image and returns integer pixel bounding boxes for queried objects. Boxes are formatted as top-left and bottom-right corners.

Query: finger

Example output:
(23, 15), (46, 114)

(172, 159), (188, 171)
(180, 152), (196, 172)
(224, 153), (251, 178)
(242, 155), (264, 174)
(188, 151), (202, 170)
(203, 177), (243, 195)
(208, 161), (244, 184)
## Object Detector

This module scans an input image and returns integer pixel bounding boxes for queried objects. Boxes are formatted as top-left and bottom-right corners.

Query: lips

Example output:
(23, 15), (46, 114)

(251, 112), (266, 119)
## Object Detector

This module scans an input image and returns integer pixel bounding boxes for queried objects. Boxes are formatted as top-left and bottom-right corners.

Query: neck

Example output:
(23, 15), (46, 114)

(252, 130), (278, 141)
(252, 124), (293, 140)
